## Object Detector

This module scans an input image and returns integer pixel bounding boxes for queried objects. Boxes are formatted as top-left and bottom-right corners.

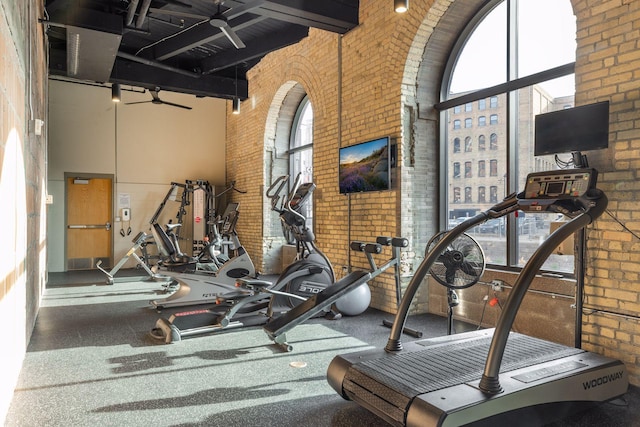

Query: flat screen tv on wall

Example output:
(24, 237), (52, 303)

(339, 136), (391, 194)
(534, 101), (610, 156)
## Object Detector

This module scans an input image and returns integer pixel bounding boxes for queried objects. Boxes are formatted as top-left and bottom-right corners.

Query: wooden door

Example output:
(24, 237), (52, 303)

(66, 176), (113, 270)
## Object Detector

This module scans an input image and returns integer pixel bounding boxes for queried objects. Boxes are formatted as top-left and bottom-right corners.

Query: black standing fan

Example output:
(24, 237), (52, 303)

(427, 231), (485, 334)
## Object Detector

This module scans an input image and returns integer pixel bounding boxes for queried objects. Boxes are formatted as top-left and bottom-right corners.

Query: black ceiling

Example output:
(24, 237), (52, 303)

(43, 0), (359, 100)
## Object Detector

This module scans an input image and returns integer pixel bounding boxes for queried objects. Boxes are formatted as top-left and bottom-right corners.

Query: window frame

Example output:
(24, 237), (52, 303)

(435, 0), (576, 274)
(288, 95), (314, 231)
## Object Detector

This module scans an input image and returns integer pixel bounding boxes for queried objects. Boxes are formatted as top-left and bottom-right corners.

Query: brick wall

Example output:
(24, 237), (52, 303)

(225, 0), (640, 387)
(573, 0), (640, 385)
(225, 3), (436, 312)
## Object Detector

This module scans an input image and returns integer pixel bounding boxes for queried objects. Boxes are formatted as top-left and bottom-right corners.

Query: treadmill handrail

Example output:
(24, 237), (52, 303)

(385, 184), (606, 356)
(385, 193), (520, 352)
(479, 189), (607, 394)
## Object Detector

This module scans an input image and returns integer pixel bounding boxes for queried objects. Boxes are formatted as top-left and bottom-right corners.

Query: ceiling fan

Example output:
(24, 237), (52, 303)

(125, 88), (192, 110)
(149, 0), (263, 49)
(209, 0), (247, 49)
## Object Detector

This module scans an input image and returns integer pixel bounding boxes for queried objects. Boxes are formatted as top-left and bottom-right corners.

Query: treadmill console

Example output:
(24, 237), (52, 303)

(518, 168), (598, 213)
(521, 168), (597, 200)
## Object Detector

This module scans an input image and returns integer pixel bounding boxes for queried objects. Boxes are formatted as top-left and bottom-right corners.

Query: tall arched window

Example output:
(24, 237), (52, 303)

(439, 0), (576, 273)
(289, 96), (314, 229)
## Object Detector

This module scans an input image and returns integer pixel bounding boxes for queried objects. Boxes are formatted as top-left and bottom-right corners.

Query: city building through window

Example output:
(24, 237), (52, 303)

(441, 0), (576, 272)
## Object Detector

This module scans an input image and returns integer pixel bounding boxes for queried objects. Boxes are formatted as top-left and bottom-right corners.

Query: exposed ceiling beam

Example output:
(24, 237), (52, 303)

(153, 14), (268, 61)
(43, 0), (359, 101)
(49, 48), (249, 99)
(257, 0), (359, 33)
(117, 51), (201, 78)
(149, 0), (357, 62)
(147, 0), (265, 22)
(111, 58), (249, 99)
(201, 24), (309, 73)
(46, 5), (123, 35)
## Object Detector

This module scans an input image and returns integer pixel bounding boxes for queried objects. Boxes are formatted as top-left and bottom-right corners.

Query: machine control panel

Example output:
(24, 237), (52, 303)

(521, 168), (597, 200)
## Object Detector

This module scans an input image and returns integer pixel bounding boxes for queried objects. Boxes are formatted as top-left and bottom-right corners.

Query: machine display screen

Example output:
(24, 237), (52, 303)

(545, 181), (565, 196)
(521, 168), (597, 201)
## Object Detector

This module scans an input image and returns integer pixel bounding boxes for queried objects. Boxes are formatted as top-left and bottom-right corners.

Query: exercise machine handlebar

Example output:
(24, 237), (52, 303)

(383, 168), (606, 394)
(285, 173), (307, 226)
(266, 174), (290, 213)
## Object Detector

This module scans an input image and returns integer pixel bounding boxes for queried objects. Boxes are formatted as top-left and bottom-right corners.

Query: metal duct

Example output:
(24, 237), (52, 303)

(66, 26), (122, 81)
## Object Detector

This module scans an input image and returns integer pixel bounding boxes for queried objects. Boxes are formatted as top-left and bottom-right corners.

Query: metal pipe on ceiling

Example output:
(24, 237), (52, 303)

(135, 0), (152, 28)
(116, 51), (202, 78)
(125, 0), (139, 27)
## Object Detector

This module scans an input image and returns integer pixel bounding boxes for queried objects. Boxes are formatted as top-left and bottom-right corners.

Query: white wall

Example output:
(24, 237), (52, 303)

(47, 80), (227, 272)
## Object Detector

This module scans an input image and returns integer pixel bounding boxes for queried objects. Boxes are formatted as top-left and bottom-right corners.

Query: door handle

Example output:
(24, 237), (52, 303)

(68, 222), (111, 230)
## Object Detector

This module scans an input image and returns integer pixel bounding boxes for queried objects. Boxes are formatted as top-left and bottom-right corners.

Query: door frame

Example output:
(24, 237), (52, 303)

(64, 172), (114, 271)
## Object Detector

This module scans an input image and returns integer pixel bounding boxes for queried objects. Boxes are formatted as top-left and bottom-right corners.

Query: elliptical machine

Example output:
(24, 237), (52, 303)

(150, 173), (339, 343)
(255, 173), (337, 309)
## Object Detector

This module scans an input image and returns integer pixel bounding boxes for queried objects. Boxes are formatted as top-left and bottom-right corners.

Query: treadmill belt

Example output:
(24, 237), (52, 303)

(346, 333), (584, 402)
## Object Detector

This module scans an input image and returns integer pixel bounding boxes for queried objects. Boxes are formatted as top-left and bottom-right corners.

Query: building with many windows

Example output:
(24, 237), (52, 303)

(448, 88), (572, 221)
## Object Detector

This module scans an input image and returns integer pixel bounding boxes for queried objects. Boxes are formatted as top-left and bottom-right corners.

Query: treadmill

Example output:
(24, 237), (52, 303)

(327, 168), (628, 426)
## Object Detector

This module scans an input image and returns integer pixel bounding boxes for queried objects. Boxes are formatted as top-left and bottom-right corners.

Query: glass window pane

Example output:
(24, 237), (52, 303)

(515, 82), (575, 273)
(442, 0), (575, 273)
(291, 101), (313, 149)
(290, 98), (314, 231)
(449, 2), (507, 93)
(446, 97), (508, 265)
(517, 0), (576, 79)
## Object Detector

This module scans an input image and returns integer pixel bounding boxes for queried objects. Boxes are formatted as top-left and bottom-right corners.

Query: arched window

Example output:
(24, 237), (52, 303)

(490, 133), (498, 150)
(439, 0), (576, 273)
(464, 136), (472, 152)
(290, 96), (314, 229)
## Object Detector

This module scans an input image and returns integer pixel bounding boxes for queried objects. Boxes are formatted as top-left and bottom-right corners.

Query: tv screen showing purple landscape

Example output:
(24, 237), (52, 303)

(339, 137), (390, 194)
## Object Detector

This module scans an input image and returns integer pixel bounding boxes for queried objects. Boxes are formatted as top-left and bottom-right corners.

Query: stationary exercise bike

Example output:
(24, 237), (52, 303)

(150, 173), (339, 343)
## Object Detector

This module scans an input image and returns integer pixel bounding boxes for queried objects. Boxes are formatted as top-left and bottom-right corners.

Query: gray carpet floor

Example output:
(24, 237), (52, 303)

(5, 270), (640, 426)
